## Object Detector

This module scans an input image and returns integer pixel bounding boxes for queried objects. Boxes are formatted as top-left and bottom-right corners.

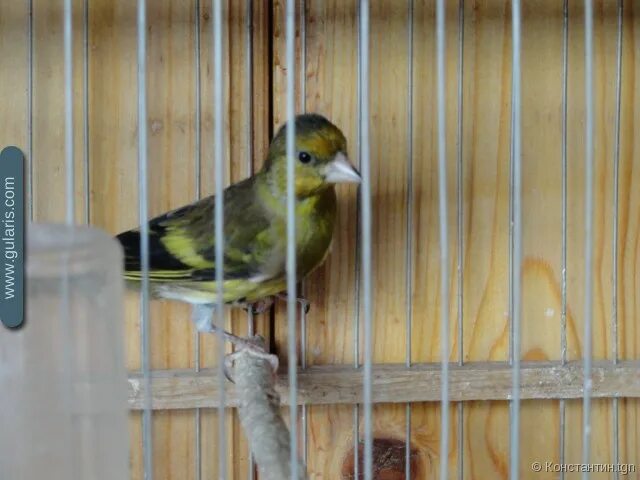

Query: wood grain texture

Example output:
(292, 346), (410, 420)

(13, 0), (640, 478)
(86, 0), (142, 477)
(617, 0), (639, 471)
(410, 0), (462, 477)
(85, 1), (268, 478)
(145, 4), (198, 478)
(295, 0), (361, 477)
(127, 361), (640, 410)
(0, 0), (29, 204)
(519, 2), (566, 478)
(459, 1), (512, 477)
(31, 0), (86, 224)
(358, 0), (417, 476)
(564, 0), (619, 474)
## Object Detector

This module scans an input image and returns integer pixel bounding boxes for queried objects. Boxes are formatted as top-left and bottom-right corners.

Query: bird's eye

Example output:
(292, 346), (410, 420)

(298, 152), (312, 164)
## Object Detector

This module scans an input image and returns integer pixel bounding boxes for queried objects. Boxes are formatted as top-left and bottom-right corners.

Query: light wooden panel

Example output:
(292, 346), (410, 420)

(293, 0), (361, 477)
(32, 0), (87, 223)
(0, 1), (88, 224)
(519, 1), (565, 478)
(270, 0), (308, 470)
(617, 0), (639, 471)
(145, 3), (199, 478)
(362, 0), (415, 476)
(460, 1), (511, 477)
(0, 1), (29, 208)
(12, 0), (639, 479)
(86, 0), (142, 476)
(410, 0), (461, 477)
(564, 0), (619, 475)
(86, 0), (268, 478)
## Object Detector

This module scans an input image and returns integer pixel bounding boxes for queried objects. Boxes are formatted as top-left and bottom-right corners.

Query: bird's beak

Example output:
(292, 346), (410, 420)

(324, 152), (361, 184)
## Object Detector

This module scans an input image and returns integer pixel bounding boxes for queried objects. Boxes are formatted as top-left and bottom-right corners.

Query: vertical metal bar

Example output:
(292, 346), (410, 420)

(82, 0), (89, 224)
(353, 406), (360, 479)
(353, 0), (363, 474)
(611, 2), (623, 479)
(456, 2), (465, 479)
(582, 0), (594, 476)
(64, 0), (74, 225)
(300, 302), (308, 467)
(285, 0), (298, 478)
(559, 1), (569, 478)
(404, 0), (414, 477)
(244, 1), (255, 477)
(245, 0), (254, 180)
(62, 4), (78, 475)
(136, 1), (153, 479)
(509, 1), (522, 479)
(611, 0), (623, 372)
(299, 0), (306, 111)
(435, 2), (450, 480)
(27, 0), (33, 222)
(299, 0), (308, 468)
(212, 0), (227, 477)
(193, 0), (202, 479)
(358, 0), (373, 479)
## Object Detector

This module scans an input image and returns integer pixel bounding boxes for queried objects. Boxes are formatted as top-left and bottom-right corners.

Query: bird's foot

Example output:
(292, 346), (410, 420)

(191, 304), (249, 345)
(241, 296), (275, 315)
(191, 304), (277, 383)
(275, 293), (311, 315)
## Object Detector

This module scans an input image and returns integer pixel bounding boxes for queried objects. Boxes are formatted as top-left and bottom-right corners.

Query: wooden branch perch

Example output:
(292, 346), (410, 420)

(226, 337), (307, 480)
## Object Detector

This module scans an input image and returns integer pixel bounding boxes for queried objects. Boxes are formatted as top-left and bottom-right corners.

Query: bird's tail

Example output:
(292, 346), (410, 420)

(116, 229), (155, 281)
(116, 228), (194, 282)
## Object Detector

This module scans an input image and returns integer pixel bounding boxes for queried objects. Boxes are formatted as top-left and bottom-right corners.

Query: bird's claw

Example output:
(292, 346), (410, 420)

(191, 303), (257, 344)
(192, 304), (216, 333)
(275, 293), (311, 314)
(190, 306), (278, 383)
(241, 297), (275, 315)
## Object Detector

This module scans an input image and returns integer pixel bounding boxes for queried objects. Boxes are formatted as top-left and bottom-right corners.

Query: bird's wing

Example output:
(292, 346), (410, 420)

(117, 176), (277, 283)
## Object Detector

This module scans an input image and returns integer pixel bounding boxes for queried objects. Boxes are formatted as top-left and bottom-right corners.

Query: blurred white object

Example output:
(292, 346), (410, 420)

(0, 224), (129, 480)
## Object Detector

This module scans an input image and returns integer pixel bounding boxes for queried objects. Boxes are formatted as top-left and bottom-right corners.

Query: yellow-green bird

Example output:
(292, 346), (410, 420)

(116, 113), (360, 335)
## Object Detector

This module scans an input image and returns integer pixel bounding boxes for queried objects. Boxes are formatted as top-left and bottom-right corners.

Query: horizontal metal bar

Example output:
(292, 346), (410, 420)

(128, 360), (640, 410)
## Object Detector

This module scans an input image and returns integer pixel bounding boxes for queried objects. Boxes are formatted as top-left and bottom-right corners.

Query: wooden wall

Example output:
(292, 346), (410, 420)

(2, 0), (638, 478)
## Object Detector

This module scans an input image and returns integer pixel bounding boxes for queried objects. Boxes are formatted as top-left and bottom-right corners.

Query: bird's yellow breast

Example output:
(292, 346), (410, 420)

(261, 185), (338, 280)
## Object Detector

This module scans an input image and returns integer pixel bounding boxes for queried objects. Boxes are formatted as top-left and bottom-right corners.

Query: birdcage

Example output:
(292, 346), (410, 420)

(1, 0), (638, 479)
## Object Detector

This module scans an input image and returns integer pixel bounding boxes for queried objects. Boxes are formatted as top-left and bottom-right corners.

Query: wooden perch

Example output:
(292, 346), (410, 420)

(128, 360), (640, 410)
(225, 337), (307, 480)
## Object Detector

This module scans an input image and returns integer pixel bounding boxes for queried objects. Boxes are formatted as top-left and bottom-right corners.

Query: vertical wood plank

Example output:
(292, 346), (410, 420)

(87, 0), (142, 477)
(564, 1), (618, 474)
(32, 0), (86, 223)
(410, 0), (461, 477)
(144, 3), (198, 479)
(297, 0), (361, 476)
(197, 1), (271, 478)
(197, 1), (256, 478)
(460, 1), (511, 477)
(0, 2), (29, 154)
(86, 0), (266, 478)
(367, 0), (413, 471)
(519, 1), (564, 477)
(617, 0), (639, 471)
(271, 0), (309, 470)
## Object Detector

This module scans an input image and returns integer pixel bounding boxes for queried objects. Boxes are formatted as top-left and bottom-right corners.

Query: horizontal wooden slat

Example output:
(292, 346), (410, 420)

(127, 360), (640, 410)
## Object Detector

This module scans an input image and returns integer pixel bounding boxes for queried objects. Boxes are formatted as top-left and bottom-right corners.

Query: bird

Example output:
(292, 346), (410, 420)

(116, 113), (360, 342)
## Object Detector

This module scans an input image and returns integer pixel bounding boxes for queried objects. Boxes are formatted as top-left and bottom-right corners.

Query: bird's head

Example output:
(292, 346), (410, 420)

(262, 113), (361, 197)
